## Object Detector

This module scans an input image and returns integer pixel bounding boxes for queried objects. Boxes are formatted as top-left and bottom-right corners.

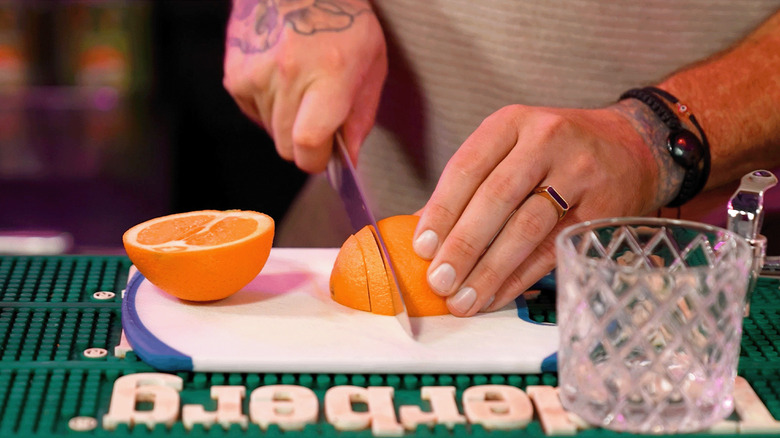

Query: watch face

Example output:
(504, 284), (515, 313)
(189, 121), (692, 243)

(667, 129), (703, 168)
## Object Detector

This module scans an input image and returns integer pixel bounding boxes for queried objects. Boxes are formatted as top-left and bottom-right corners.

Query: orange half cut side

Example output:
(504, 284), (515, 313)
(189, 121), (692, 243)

(123, 210), (274, 301)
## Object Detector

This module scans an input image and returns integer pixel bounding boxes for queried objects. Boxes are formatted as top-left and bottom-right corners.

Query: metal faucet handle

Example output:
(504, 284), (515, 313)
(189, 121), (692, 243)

(726, 170), (777, 316)
(727, 170), (777, 241)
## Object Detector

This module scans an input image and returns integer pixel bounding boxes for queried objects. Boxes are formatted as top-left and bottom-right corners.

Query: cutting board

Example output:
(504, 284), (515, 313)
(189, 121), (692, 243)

(122, 248), (558, 374)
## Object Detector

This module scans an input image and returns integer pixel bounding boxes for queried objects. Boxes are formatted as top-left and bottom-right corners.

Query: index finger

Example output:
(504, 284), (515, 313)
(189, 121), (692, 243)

(292, 80), (353, 173)
(412, 109), (521, 260)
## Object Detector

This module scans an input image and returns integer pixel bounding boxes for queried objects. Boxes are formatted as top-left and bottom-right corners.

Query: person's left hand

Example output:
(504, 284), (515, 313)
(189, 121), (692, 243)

(412, 103), (662, 316)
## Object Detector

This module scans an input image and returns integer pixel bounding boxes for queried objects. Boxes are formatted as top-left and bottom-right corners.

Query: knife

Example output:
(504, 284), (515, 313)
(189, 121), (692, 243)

(327, 132), (415, 338)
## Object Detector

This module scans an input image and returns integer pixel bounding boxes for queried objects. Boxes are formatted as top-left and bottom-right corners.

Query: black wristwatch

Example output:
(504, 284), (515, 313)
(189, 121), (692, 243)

(620, 87), (711, 208)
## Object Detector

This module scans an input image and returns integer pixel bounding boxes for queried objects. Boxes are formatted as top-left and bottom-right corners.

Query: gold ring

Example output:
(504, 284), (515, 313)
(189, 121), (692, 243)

(532, 186), (569, 219)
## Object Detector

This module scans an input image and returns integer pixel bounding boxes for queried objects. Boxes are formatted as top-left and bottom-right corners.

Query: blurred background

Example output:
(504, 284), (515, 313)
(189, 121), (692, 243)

(0, 0), (307, 254)
(1, 0), (778, 257)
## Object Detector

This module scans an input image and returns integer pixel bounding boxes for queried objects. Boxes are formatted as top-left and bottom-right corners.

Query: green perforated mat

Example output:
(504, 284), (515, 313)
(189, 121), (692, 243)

(0, 255), (778, 437)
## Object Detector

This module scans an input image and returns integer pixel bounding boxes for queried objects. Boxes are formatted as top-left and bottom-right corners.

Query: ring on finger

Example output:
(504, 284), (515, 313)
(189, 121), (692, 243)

(532, 185), (570, 220)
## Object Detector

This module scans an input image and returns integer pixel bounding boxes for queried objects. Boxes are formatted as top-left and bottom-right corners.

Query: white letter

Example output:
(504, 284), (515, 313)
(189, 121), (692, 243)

(249, 385), (318, 431)
(399, 386), (466, 430)
(527, 385), (585, 435)
(325, 386), (403, 436)
(182, 386), (248, 430)
(733, 376), (780, 434)
(102, 373), (182, 430)
(463, 385), (532, 430)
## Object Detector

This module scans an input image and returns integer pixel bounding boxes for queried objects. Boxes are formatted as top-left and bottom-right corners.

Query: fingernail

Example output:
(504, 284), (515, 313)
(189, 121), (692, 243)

(480, 295), (495, 312)
(413, 230), (438, 259)
(449, 287), (477, 314)
(428, 263), (456, 295)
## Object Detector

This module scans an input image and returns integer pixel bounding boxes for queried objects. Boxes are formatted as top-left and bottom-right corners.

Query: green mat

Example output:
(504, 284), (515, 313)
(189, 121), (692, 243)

(0, 255), (778, 437)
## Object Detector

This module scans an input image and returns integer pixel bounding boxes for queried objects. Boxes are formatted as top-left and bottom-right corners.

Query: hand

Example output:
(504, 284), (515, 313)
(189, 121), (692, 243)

(412, 103), (661, 317)
(223, 0), (387, 172)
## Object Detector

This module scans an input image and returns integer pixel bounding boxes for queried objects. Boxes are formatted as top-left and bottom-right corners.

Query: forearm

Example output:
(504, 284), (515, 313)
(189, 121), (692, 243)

(659, 9), (780, 189)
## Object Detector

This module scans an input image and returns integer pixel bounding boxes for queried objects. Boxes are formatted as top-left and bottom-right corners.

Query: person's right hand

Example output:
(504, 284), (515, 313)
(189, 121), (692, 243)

(223, 0), (387, 173)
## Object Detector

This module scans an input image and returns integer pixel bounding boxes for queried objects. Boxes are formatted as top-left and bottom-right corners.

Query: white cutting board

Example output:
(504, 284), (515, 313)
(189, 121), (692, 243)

(122, 248), (558, 374)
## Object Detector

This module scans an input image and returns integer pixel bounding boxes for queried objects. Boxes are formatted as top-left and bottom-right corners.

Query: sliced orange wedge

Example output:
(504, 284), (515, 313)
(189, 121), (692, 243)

(330, 215), (448, 316)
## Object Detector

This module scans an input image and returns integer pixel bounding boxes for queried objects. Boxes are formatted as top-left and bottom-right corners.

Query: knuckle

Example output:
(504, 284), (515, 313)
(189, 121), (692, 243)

(447, 231), (483, 260)
(501, 270), (527, 296)
(535, 113), (569, 139)
(316, 45), (349, 71)
(292, 129), (327, 151)
(479, 105), (526, 132)
(222, 75), (236, 94)
(424, 202), (459, 228)
(496, 245), (558, 302)
(319, 45), (348, 72)
(223, 72), (250, 97)
(275, 143), (294, 162)
(574, 153), (600, 181)
(475, 263), (504, 289)
(446, 148), (482, 178)
(480, 172), (522, 207)
(274, 50), (302, 79)
(296, 157), (326, 174)
(535, 237), (558, 262)
(491, 104), (525, 121)
(524, 111), (583, 147)
(511, 209), (550, 243)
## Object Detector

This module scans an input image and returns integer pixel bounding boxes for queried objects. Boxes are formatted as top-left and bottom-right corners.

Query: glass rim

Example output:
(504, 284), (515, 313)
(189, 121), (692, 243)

(555, 216), (752, 269)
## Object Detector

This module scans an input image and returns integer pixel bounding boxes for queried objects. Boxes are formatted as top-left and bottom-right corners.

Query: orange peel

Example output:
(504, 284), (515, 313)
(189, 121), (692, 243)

(330, 215), (448, 316)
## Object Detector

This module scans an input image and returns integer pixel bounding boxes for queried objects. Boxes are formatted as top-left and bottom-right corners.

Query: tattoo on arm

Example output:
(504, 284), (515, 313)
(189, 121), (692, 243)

(227, 0), (373, 53)
(612, 99), (685, 208)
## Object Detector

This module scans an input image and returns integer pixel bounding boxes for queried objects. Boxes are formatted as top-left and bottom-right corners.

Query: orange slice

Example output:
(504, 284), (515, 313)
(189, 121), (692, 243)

(330, 215), (448, 316)
(123, 210), (274, 301)
(378, 215), (449, 317)
(356, 225), (394, 316)
(329, 234), (370, 312)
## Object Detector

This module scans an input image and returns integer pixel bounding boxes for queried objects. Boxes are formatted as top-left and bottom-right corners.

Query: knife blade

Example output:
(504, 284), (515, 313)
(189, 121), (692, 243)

(327, 132), (415, 339)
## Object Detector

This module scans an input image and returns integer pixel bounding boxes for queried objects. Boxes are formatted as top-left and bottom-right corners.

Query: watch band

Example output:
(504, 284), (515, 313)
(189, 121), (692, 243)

(619, 87), (711, 208)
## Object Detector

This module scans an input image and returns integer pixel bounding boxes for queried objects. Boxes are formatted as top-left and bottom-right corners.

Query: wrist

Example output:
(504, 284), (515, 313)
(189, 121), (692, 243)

(609, 99), (686, 209)
(619, 87), (711, 208)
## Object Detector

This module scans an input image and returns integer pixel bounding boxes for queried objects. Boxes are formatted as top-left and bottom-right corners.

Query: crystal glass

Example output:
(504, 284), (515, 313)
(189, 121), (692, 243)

(555, 217), (752, 434)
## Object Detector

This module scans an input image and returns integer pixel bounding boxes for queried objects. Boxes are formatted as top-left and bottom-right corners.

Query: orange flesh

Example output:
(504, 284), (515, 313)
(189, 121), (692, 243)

(136, 215), (260, 248)
(185, 217), (259, 246)
(124, 210), (274, 302)
(136, 214), (215, 245)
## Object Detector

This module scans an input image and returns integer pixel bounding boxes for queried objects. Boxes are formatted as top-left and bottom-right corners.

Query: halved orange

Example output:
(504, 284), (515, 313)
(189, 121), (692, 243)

(330, 215), (448, 317)
(123, 210), (274, 301)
